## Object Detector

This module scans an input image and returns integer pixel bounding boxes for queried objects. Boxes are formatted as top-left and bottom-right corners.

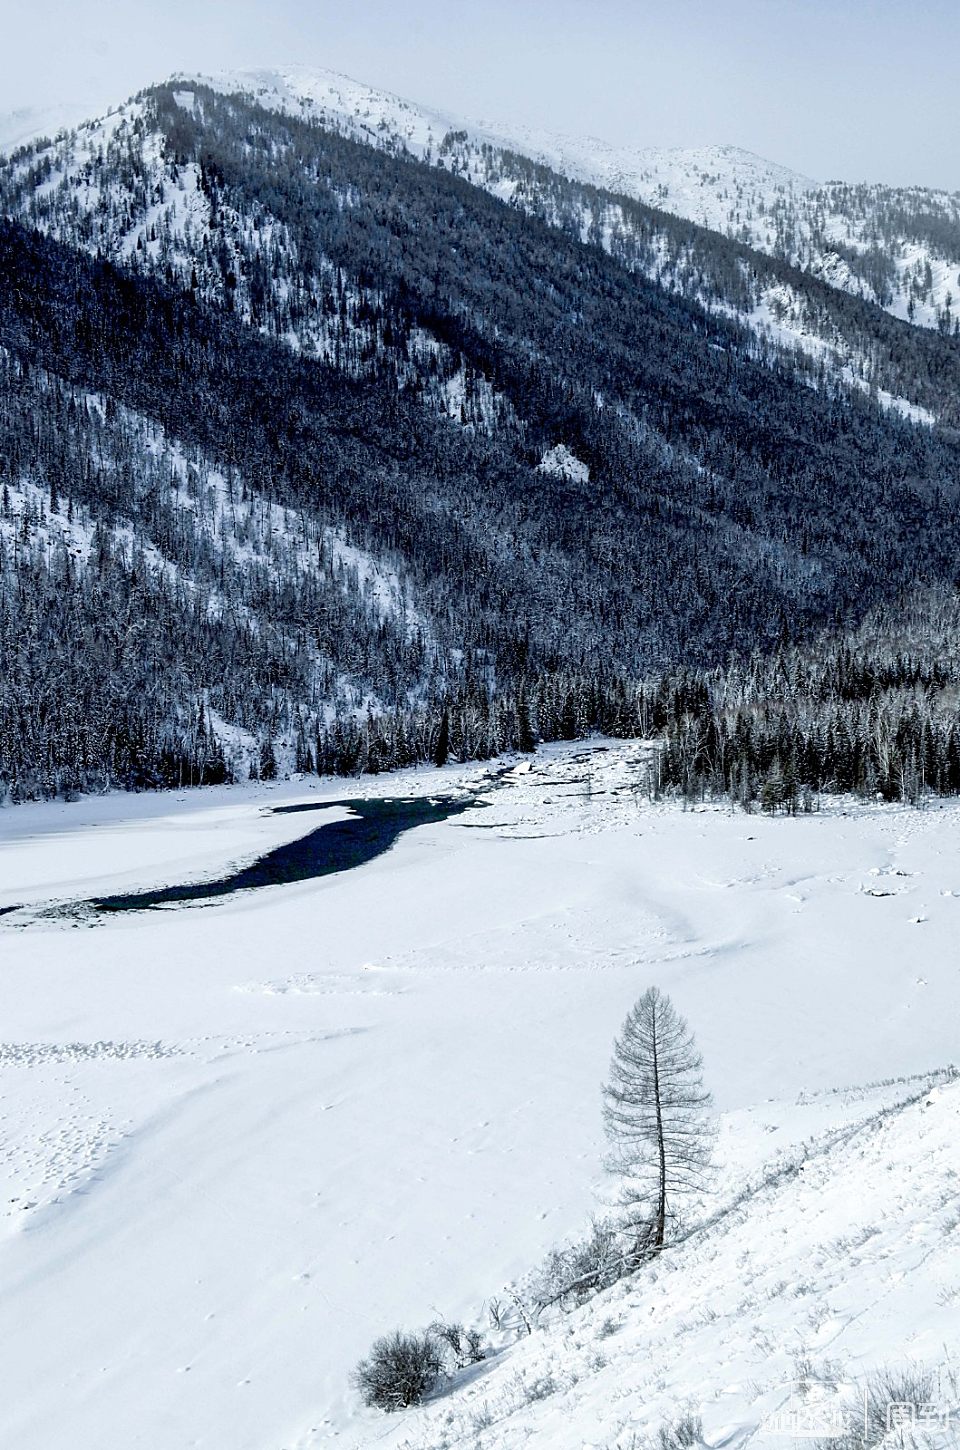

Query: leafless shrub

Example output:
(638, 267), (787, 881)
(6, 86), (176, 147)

(469, 1401), (495, 1431)
(427, 1319), (486, 1370)
(352, 1329), (445, 1412)
(861, 1365), (939, 1446)
(522, 1370), (558, 1402)
(528, 1217), (648, 1315)
(794, 1353), (845, 1397)
(814, 1362), (941, 1450)
(657, 1412), (704, 1450)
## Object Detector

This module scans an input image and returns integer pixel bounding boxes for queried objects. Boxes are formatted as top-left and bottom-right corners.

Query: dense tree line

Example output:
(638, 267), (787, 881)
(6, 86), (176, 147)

(4, 191), (960, 684)
(643, 589), (960, 808)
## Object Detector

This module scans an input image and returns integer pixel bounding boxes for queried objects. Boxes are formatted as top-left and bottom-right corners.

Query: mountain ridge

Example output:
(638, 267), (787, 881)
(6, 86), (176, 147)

(5, 74), (958, 433)
(8, 62), (958, 346)
(177, 64), (960, 334)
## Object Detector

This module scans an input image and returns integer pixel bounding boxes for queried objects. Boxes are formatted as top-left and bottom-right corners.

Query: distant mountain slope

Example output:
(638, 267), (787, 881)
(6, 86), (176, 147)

(0, 100), (96, 156)
(195, 67), (814, 215)
(188, 65), (960, 337)
(3, 78), (960, 800)
(5, 74), (957, 431)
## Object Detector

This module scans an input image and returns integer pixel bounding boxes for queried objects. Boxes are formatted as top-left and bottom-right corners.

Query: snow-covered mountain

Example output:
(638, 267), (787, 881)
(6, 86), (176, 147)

(189, 65), (815, 212)
(5, 64), (958, 346)
(3, 68), (955, 431)
(187, 65), (960, 336)
(4, 66), (960, 801)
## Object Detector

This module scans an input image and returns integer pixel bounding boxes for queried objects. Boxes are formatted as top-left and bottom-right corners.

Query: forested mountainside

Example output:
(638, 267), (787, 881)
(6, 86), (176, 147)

(479, 138), (960, 338)
(181, 67), (960, 339)
(5, 80), (960, 429)
(3, 80), (960, 802)
(602, 150), (960, 336)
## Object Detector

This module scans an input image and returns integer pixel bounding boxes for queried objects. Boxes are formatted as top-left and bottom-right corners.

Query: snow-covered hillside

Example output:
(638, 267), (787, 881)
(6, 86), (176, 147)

(2, 742), (959, 1448)
(2, 68), (956, 432)
(0, 90), (517, 431)
(186, 66), (815, 218)
(12, 64), (954, 344)
(171, 70), (960, 413)
(190, 65), (960, 337)
(189, 65), (463, 161)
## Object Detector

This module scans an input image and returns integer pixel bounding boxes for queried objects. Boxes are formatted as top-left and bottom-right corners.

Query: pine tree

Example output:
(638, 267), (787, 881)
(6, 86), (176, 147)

(433, 707), (450, 767)
(517, 694), (537, 754)
(259, 738), (278, 781)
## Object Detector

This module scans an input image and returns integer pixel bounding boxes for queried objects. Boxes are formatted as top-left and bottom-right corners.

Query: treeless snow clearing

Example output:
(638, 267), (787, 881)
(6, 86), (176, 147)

(1, 742), (958, 1448)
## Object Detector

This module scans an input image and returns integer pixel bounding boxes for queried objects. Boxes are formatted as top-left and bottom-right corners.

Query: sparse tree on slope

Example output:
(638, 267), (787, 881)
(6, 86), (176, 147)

(603, 987), (712, 1251)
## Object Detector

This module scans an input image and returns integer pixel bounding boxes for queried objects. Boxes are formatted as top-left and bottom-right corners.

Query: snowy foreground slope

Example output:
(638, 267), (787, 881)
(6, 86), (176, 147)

(1, 742), (959, 1448)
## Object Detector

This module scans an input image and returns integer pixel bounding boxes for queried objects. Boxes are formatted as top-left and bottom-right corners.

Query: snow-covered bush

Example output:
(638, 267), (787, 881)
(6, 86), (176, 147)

(353, 1329), (445, 1412)
(658, 1413), (704, 1450)
(427, 1319), (486, 1370)
(821, 1364), (946, 1450)
(527, 1217), (642, 1314)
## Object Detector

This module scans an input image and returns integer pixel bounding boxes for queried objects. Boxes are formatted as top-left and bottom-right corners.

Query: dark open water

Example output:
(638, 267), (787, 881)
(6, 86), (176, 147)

(92, 793), (479, 913)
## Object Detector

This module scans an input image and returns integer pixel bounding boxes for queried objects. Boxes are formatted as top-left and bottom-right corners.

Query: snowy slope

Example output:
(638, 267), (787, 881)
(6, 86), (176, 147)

(188, 65), (813, 207)
(163, 68), (959, 420)
(0, 94), (515, 431)
(194, 65), (960, 337)
(389, 1073), (960, 1450)
(2, 742), (960, 1447)
(186, 65), (461, 159)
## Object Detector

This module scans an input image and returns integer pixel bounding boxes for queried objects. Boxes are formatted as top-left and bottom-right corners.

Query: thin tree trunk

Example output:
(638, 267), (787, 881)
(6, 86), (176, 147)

(652, 999), (667, 1248)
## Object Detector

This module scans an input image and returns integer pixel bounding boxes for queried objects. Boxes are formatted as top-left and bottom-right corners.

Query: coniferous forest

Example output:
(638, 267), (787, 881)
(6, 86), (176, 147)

(3, 84), (960, 805)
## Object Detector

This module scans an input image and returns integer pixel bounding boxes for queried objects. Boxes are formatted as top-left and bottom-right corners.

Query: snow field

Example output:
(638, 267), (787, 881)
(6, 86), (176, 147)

(0, 742), (958, 1447)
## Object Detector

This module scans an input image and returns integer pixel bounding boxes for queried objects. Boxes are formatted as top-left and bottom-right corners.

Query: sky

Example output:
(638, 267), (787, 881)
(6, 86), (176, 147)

(1, 0), (958, 189)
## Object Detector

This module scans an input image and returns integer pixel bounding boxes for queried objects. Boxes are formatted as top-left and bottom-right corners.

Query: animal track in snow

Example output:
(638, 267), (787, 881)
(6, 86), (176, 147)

(235, 972), (405, 997)
(0, 1112), (127, 1226)
(0, 1040), (179, 1068)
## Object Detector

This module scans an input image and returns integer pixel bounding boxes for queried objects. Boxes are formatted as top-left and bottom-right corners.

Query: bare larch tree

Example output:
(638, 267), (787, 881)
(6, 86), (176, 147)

(602, 986), (713, 1250)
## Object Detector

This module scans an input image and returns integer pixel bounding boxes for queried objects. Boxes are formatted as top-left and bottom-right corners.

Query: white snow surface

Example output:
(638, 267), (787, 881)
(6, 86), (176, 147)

(537, 444), (590, 484)
(2, 740), (959, 1448)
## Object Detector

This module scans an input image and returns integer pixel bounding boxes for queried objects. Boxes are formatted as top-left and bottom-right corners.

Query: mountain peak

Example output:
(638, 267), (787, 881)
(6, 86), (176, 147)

(174, 68), (818, 202)
(174, 64), (461, 158)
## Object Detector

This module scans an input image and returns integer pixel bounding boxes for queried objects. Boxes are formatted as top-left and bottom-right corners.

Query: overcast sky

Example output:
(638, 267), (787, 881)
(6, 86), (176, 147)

(2, 0), (957, 188)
